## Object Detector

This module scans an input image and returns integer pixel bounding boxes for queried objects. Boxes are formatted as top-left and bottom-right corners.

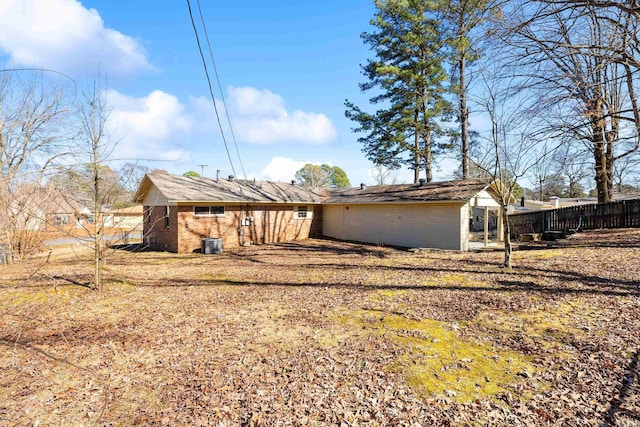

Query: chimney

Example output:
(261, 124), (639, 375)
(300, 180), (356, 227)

(228, 175), (235, 182)
(550, 196), (559, 208)
(419, 178), (426, 186)
(360, 183), (366, 190)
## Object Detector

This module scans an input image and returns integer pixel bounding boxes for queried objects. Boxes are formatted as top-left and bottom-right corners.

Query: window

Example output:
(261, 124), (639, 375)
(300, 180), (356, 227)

(194, 206), (225, 216)
(296, 206), (308, 219)
(164, 206), (170, 228)
(54, 214), (70, 226)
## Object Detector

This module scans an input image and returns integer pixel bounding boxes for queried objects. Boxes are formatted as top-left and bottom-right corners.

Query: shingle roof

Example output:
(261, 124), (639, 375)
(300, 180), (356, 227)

(135, 173), (324, 204)
(109, 205), (143, 215)
(323, 179), (490, 204)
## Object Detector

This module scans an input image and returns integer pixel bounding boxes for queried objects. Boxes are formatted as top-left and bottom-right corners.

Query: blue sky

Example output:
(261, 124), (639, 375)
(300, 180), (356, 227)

(0, 0), (458, 185)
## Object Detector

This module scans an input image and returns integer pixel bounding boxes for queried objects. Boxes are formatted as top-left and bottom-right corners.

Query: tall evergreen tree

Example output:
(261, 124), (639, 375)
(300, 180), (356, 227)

(440, 0), (502, 179)
(346, 0), (453, 183)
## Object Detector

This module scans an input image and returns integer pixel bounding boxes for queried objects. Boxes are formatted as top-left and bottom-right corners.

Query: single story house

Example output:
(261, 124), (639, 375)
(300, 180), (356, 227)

(134, 173), (323, 253)
(323, 179), (501, 251)
(106, 205), (144, 229)
(134, 173), (501, 253)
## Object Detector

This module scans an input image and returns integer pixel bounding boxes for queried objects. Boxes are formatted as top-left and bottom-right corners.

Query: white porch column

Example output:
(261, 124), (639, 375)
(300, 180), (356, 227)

(484, 206), (489, 247)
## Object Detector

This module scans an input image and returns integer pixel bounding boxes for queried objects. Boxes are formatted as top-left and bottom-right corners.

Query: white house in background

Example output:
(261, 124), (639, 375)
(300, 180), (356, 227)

(516, 191), (640, 212)
(322, 179), (501, 251)
(107, 205), (143, 229)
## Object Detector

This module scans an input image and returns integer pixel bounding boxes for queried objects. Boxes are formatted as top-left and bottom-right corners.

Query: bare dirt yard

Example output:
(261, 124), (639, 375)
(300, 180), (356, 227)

(1, 229), (639, 426)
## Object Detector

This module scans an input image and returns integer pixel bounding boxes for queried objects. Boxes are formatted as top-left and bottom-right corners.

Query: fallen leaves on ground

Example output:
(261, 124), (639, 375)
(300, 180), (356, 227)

(1, 229), (639, 426)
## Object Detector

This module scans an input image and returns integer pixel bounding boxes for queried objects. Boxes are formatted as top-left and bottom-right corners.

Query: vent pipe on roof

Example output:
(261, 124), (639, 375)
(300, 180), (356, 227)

(419, 178), (426, 185)
(291, 180), (295, 185)
(253, 177), (256, 185)
(360, 183), (366, 190)
(228, 175), (235, 182)
(216, 169), (220, 183)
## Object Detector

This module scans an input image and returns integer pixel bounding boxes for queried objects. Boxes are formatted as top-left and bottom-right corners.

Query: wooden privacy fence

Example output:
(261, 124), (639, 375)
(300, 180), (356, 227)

(508, 199), (640, 239)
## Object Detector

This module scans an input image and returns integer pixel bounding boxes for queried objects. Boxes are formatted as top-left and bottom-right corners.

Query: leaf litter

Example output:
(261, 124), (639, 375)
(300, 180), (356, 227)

(0, 229), (639, 425)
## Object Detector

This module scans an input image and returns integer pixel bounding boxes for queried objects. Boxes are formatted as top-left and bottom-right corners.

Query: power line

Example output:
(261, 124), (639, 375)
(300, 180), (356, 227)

(185, 0), (237, 179)
(195, 0), (247, 180)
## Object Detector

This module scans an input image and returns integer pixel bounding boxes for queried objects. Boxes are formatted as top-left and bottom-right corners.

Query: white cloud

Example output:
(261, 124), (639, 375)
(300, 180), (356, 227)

(260, 157), (317, 182)
(106, 89), (192, 161)
(0, 0), (154, 76)
(227, 86), (337, 144)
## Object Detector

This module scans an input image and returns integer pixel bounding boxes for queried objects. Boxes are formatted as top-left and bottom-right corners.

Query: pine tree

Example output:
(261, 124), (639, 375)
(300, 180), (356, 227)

(440, 0), (502, 179)
(346, 0), (453, 183)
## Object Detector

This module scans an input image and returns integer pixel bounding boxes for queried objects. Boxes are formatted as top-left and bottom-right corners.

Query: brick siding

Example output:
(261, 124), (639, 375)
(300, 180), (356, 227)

(144, 204), (322, 253)
(143, 205), (178, 252)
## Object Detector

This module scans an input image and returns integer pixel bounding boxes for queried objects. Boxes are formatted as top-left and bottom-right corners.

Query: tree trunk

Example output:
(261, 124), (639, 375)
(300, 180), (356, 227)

(413, 110), (420, 183)
(424, 128), (433, 183)
(593, 129), (611, 203)
(502, 206), (512, 268)
(459, 53), (470, 179)
(93, 160), (102, 292)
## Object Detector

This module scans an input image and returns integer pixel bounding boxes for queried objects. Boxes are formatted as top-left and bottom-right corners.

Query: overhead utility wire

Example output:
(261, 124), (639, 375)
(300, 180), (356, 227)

(195, 0), (247, 180)
(186, 0), (237, 179)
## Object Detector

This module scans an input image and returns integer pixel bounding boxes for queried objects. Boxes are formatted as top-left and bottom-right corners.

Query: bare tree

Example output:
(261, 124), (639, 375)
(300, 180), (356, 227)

(473, 67), (552, 267)
(118, 162), (150, 195)
(74, 79), (117, 292)
(529, 142), (554, 200)
(552, 142), (591, 197)
(0, 70), (71, 262)
(612, 152), (640, 192)
(504, 1), (640, 202)
(369, 164), (401, 185)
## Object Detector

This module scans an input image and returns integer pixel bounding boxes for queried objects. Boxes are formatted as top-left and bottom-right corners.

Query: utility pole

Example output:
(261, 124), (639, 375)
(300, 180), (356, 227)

(197, 164), (208, 177)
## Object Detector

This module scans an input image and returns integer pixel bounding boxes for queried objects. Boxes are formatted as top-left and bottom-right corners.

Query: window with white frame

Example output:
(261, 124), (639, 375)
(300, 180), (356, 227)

(296, 206), (309, 219)
(194, 205), (225, 216)
(54, 214), (70, 226)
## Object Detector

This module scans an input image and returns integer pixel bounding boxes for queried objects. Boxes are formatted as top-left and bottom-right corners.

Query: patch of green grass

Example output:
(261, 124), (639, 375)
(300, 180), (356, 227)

(346, 310), (534, 403)
(1, 286), (77, 304)
(477, 301), (589, 353)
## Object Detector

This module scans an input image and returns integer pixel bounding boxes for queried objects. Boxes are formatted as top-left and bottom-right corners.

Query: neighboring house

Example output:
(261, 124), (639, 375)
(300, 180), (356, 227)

(5, 187), (51, 232)
(107, 205), (143, 229)
(515, 191), (640, 212)
(322, 179), (501, 251)
(134, 173), (324, 253)
(47, 194), (94, 229)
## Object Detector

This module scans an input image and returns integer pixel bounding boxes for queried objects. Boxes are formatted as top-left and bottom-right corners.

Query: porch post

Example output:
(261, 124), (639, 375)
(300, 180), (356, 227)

(484, 206), (489, 247)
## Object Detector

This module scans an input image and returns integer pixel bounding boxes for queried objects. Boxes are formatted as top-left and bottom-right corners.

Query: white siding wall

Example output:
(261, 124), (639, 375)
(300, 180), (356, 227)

(322, 203), (466, 250)
(459, 203), (470, 251)
(142, 185), (170, 206)
(472, 190), (501, 208)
